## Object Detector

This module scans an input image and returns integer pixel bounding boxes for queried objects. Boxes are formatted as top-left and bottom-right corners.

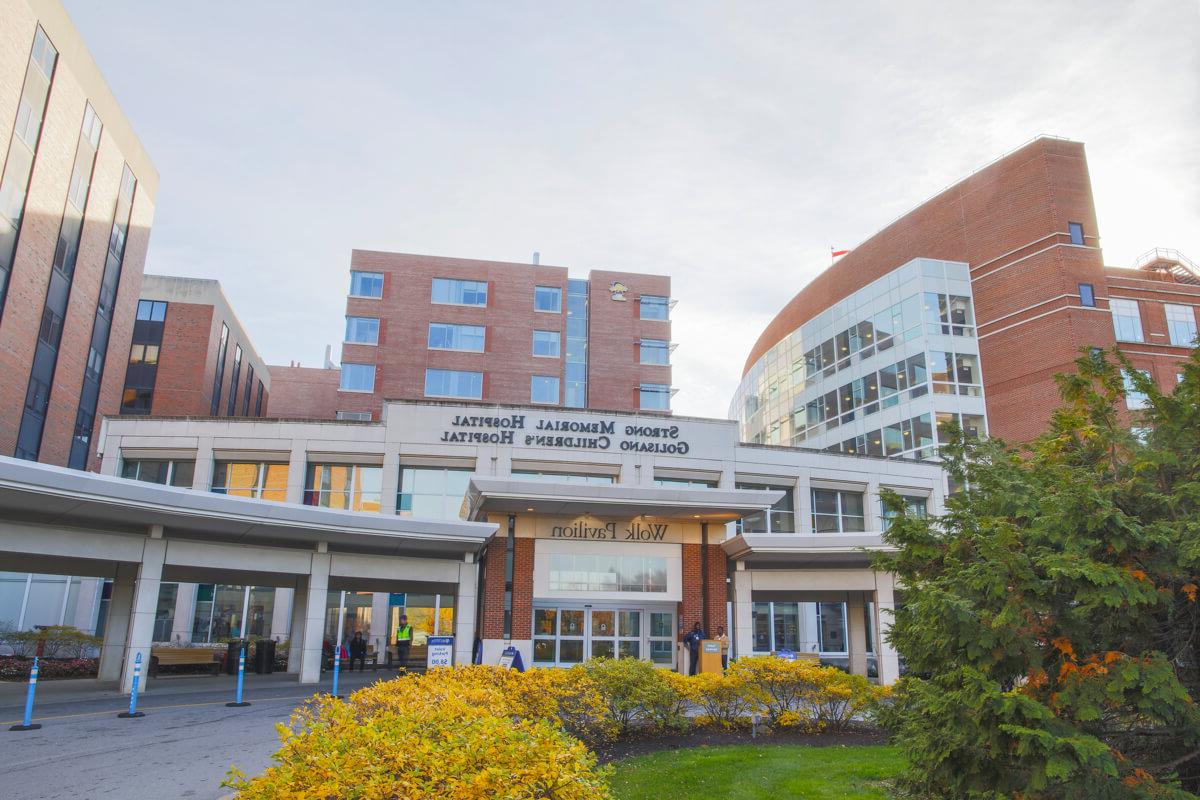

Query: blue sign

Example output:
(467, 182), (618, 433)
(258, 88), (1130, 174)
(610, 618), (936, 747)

(775, 649), (797, 662)
(388, 593), (407, 607)
(427, 636), (454, 668)
(499, 646), (526, 672)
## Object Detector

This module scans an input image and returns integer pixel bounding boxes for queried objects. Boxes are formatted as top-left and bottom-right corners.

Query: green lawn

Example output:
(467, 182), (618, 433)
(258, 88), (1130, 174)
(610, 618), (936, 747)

(608, 744), (903, 800)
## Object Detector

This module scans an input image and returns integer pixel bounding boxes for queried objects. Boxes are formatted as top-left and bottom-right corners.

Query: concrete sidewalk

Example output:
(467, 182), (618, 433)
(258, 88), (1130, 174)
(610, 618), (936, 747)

(0, 669), (393, 800)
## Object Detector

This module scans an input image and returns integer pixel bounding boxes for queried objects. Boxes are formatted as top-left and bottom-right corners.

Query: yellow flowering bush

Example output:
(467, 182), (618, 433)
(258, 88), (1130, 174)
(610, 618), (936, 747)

(686, 671), (758, 728)
(724, 657), (884, 730)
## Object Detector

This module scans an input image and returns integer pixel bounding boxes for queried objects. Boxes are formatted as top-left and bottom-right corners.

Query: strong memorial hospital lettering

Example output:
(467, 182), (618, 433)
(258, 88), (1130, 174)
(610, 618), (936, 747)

(438, 413), (690, 454)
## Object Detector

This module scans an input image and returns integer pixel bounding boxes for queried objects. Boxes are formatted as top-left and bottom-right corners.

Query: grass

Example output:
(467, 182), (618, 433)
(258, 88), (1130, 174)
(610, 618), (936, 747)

(608, 743), (903, 800)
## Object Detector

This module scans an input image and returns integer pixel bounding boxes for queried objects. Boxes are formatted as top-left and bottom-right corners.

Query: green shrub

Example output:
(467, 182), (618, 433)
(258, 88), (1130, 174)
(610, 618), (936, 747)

(583, 657), (684, 734)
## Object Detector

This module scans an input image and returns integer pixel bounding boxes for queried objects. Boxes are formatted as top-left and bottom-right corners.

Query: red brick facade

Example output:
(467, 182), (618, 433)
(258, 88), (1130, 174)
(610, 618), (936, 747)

(742, 137), (1200, 442)
(266, 365), (339, 419)
(679, 538), (729, 641)
(0, 3), (157, 467)
(334, 251), (672, 420)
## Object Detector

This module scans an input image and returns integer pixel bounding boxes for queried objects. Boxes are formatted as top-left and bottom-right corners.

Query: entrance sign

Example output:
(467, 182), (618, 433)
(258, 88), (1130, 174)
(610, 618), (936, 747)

(388, 592), (406, 607)
(498, 646), (526, 672)
(775, 649), (797, 661)
(426, 636), (454, 669)
(533, 516), (687, 544)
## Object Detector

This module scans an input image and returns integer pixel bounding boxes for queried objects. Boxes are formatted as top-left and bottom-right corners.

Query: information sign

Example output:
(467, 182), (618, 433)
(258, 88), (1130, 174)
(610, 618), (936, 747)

(426, 636), (453, 669)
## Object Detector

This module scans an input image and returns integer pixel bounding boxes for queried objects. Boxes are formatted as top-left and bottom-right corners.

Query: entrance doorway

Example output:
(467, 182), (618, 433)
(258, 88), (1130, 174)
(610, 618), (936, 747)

(533, 605), (675, 668)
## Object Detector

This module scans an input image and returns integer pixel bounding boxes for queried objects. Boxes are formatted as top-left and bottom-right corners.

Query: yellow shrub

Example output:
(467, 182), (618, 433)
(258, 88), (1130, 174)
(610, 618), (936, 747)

(687, 672), (759, 728)
(724, 657), (881, 730)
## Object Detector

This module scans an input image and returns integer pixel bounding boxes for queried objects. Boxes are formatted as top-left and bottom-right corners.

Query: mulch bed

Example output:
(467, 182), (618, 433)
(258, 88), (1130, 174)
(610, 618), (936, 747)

(592, 725), (889, 763)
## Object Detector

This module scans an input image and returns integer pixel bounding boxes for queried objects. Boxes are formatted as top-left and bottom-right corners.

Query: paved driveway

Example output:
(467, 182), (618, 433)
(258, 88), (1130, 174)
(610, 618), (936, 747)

(0, 670), (387, 799)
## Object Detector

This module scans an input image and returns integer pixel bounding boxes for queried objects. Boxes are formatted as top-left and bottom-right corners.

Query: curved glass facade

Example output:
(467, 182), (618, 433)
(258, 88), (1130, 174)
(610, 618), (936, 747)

(731, 258), (988, 457)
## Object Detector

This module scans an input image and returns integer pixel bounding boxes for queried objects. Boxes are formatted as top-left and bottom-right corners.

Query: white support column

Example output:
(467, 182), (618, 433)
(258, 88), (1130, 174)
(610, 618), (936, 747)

(731, 562), (752, 661)
(299, 548), (331, 684)
(285, 442), (307, 505)
(192, 437), (214, 490)
(122, 532), (167, 694)
(370, 591), (390, 655)
(380, 450), (401, 514)
(271, 587), (293, 641)
(287, 577), (307, 674)
(874, 572), (901, 685)
(171, 582), (197, 643)
(454, 553), (478, 666)
(97, 563), (137, 682)
(847, 591), (868, 678)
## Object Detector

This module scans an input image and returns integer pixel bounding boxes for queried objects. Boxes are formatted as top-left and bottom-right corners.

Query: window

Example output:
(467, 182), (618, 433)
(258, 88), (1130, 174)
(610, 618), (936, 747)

(925, 293), (975, 336)
(639, 383), (671, 411)
(1068, 222), (1084, 245)
(128, 344), (159, 365)
(209, 324), (229, 415)
(640, 339), (670, 365)
(736, 482), (796, 533)
(1165, 304), (1197, 347)
(639, 295), (669, 320)
(512, 470), (614, 485)
(254, 381), (264, 416)
(345, 316), (380, 345)
(1077, 283), (1095, 307)
(428, 322), (485, 352)
(810, 488), (866, 533)
(211, 462), (289, 502)
(121, 459), (195, 488)
(654, 477), (718, 488)
(226, 345), (242, 416)
(548, 554), (667, 592)
(242, 365), (254, 415)
(136, 300), (167, 321)
(336, 410), (372, 421)
(1123, 369), (1151, 410)
(531, 375), (560, 405)
(349, 271), (383, 298)
(424, 368), (483, 399)
(534, 286), (562, 313)
(398, 466), (473, 518)
(532, 330), (560, 357)
(1110, 298), (1143, 342)
(751, 601), (848, 657)
(432, 277), (487, 306)
(304, 464), (383, 512)
(340, 363), (376, 392)
(881, 495), (928, 531)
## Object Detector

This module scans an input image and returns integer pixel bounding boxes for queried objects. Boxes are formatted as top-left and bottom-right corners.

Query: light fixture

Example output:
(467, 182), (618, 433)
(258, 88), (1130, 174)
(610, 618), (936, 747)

(526, 507), (534, 512)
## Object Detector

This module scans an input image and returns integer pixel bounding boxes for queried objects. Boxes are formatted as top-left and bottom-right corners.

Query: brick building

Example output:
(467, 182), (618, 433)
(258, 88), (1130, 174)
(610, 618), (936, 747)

(302, 250), (674, 421)
(734, 137), (1200, 445)
(0, 0), (157, 468)
(118, 275), (270, 419)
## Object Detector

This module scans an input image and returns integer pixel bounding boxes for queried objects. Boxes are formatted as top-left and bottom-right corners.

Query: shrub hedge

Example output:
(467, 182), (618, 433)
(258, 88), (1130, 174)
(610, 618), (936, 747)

(226, 658), (887, 799)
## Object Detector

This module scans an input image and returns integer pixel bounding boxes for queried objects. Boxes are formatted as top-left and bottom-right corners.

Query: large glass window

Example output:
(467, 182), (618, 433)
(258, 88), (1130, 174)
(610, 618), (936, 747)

(534, 286), (562, 313)
(548, 554), (667, 592)
(1123, 369), (1151, 410)
(881, 494), (928, 531)
(121, 301), (168, 416)
(424, 368), (483, 399)
(190, 584), (275, 642)
(209, 324), (229, 415)
(512, 470), (614, 485)
(349, 271), (383, 298)
(751, 601), (848, 657)
(345, 316), (380, 345)
(639, 383), (671, 411)
(1165, 304), (1197, 347)
(639, 295), (670, 320)
(531, 375), (560, 405)
(532, 330), (561, 357)
(1110, 298), (1144, 342)
(211, 462), (289, 502)
(340, 362), (376, 392)
(397, 466), (473, 519)
(226, 345), (243, 416)
(432, 277), (487, 306)
(428, 322), (484, 352)
(654, 477), (717, 488)
(121, 459), (195, 488)
(811, 488), (866, 533)
(639, 339), (670, 365)
(304, 464), (383, 512)
(736, 482), (796, 533)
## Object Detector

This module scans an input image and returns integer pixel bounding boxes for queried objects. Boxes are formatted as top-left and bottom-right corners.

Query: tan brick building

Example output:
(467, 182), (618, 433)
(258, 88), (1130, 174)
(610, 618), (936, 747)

(735, 137), (1200, 445)
(0, 0), (157, 468)
(282, 250), (675, 420)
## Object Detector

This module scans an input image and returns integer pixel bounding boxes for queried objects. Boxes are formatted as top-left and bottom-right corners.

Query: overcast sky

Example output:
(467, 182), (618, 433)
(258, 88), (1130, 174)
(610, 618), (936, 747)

(63, 1), (1199, 418)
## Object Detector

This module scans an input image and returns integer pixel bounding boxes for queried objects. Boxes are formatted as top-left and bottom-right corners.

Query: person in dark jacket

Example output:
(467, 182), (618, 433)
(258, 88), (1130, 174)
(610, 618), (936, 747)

(348, 631), (368, 671)
(683, 622), (706, 675)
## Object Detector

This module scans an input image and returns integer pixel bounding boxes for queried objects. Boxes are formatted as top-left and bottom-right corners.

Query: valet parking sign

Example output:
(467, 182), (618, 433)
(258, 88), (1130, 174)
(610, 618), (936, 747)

(436, 413), (692, 455)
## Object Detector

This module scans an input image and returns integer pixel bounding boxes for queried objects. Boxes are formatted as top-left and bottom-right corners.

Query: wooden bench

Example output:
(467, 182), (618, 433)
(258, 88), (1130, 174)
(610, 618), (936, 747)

(149, 647), (221, 677)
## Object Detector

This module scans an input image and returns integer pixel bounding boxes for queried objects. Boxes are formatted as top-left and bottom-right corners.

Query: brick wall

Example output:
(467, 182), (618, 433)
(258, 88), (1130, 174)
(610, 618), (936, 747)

(586, 270), (672, 412)
(142, 302), (216, 416)
(266, 365), (340, 419)
(480, 535), (508, 640)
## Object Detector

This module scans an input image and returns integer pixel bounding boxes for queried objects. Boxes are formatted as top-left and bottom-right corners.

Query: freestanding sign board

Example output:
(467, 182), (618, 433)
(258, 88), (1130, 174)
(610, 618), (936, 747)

(498, 646), (526, 672)
(426, 636), (454, 669)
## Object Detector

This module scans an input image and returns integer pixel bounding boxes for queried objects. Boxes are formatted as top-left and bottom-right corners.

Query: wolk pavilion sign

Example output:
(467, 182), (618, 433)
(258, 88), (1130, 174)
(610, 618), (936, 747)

(437, 413), (691, 454)
(537, 518), (684, 544)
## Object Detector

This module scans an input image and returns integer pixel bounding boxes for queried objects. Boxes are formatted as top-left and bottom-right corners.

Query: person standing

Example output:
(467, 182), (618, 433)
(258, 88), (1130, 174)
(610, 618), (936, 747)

(716, 626), (729, 671)
(348, 631), (367, 672)
(683, 622), (705, 676)
(395, 614), (413, 670)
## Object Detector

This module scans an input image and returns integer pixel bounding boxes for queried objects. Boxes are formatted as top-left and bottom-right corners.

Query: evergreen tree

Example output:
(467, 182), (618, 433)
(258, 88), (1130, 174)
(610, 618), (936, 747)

(876, 347), (1200, 799)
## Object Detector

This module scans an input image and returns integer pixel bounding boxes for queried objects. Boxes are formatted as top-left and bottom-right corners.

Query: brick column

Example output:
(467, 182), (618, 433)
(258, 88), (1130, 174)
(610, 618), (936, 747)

(480, 536), (507, 640)
(704, 544), (729, 636)
(679, 543), (703, 639)
(511, 538), (534, 641)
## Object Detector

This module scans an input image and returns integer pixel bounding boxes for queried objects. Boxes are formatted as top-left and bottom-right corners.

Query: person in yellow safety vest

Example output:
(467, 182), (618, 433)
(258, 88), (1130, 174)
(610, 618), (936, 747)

(395, 614), (413, 669)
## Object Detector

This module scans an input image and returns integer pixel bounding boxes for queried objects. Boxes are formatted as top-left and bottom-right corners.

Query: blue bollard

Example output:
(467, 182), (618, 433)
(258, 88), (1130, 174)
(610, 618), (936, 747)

(119, 652), (145, 718)
(9, 657), (42, 731)
(331, 646), (343, 699)
(226, 645), (250, 707)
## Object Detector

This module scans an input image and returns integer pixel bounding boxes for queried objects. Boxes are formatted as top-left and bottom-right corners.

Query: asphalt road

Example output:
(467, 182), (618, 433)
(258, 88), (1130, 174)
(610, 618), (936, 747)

(0, 672), (383, 800)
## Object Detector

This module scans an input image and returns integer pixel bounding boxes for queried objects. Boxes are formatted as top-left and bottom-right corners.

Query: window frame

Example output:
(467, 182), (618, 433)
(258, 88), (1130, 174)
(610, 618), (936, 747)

(530, 375), (561, 405)
(339, 362), (377, 393)
(532, 330), (561, 358)
(639, 338), (670, 365)
(639, 383), (671, 411)
(424, 368), (484, 400)
(1164, 304), (1197, 347)
(639, 295), (670, 321)
(345, 316), (380, 345)
(533, 286), (563, 314)
(1078, 283), (1095, 307)
(427, 322), (486, 353)
(349, 271), (384, 298)
(1068, 222), (1085, 246)
(1109, 298), (1144, 343)
(431, 277), (488, 307)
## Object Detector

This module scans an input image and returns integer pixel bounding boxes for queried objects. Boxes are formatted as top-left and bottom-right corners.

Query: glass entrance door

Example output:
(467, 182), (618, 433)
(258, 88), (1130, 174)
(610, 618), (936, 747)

(533, 606), (675, 668)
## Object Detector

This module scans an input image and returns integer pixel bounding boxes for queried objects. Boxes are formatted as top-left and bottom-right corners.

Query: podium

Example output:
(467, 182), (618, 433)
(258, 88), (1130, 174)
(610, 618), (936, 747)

(699, 639), (724, 673)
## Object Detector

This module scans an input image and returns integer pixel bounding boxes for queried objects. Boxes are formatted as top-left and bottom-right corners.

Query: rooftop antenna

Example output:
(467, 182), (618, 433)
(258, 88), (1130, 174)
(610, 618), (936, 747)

(532, 251), (540, 265)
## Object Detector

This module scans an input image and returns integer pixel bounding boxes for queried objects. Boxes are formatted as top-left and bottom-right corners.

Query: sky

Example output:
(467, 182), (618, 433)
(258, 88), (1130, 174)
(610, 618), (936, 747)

(63, 1), (1199, 419)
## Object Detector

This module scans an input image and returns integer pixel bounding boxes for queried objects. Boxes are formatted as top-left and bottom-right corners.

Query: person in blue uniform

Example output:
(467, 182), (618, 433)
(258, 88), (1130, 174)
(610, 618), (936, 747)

(683, 622), (705, 675)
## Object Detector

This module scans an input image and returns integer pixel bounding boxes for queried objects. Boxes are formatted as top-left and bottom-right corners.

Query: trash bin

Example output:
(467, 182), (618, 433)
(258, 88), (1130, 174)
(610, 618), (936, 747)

(226, 640), (246, 675)
(254, 639), (276, 674)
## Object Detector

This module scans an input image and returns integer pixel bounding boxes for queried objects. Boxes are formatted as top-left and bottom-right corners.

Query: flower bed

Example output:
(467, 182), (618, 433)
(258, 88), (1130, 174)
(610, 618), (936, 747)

(226, 657), (887, 799)
(0, 656), (98, 681)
